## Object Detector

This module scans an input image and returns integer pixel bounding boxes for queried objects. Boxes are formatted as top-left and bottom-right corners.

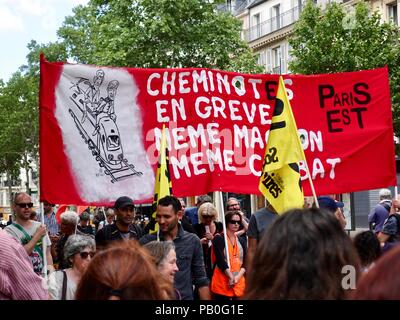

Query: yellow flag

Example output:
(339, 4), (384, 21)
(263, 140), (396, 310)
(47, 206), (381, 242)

(259, 76), (305, 214)
(148, 124), (172, 233)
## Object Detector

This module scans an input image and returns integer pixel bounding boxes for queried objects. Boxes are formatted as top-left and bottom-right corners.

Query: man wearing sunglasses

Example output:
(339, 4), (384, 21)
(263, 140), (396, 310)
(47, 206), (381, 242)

(5, 192), (53, 276)
(95, 196), (143, 249)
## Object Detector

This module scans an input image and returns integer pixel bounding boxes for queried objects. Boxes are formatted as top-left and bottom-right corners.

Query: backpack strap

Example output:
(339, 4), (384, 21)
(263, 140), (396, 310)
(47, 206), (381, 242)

(380, 202), (391, 213)
(61, 270), (68, 300)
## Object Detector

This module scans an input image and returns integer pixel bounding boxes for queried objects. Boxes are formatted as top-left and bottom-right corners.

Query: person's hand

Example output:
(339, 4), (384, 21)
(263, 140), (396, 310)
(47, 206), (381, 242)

(34, 225), (47, 240)
(234, 274), (241, 284)
(205, 232), (213, 240)
(228, 274), (235, 287)
(390, 198), (399, 215)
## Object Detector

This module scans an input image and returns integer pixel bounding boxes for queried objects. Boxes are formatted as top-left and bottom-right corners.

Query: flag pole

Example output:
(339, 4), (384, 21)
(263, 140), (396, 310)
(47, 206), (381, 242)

(218, 191), (230, 270)
(280, 75), (319, 208)
(40, 202), (48, 281)
(303, 160), (319, 208)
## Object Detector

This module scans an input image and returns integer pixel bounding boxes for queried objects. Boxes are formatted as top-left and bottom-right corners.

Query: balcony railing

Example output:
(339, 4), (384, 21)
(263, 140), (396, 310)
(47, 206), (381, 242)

(272, 66), (281, 74)
(244, 5), (302, 42)
(217, 0), (251, 16)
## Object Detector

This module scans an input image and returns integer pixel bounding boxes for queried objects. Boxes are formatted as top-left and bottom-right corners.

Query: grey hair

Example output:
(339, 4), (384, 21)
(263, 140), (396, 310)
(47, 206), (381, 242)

(379, 188), (392, 200)
(196, 195), (212, 206)
(60, 210), (79, 225)
(198, 202), (218, 224)
(105, 208), (115, 217)
(143, 241), (175, 268)
(63, 234), (96, 261)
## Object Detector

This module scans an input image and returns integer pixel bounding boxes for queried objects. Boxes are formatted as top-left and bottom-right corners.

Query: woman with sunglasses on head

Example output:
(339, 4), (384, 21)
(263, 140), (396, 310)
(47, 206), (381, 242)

(193, 202), (223, 280)
(210, 211), (247, 300)
(48, 234), (95, 300)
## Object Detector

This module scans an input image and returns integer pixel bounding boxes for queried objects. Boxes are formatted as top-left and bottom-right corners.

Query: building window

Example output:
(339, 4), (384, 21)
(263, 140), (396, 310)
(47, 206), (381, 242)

(388, 3), (398, 25)
(272, 46), (282, 74)
(272, 4), (281, 30)
(257, 51), (266, 69)
(252, 13), (261, 39)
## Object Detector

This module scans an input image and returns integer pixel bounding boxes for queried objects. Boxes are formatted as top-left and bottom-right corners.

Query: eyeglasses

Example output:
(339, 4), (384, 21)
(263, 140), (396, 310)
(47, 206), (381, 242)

(79, 251), (95, 259)
(228, 220), (241, 225)
(16, 203), (33, 208)
(202, 215), (213, 219)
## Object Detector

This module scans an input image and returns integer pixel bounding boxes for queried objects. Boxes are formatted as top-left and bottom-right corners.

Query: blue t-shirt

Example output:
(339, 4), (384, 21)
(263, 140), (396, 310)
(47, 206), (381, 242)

(184, 207), (199, 225)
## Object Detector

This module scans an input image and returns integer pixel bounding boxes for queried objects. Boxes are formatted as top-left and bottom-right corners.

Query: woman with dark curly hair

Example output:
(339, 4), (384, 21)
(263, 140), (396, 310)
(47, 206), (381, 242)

(353, 230), (381, 272)
(244, 208), (360, 300)
(75, 240), (173, 300)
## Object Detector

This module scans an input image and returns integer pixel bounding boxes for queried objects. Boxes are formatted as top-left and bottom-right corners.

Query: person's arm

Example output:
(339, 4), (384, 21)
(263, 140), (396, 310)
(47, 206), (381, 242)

(234, 268), (246, 284)
(246, 215), (258, 270)
(1, 234), (48, 300)
(198, 285), (211, 300)
(46, 246), (54, 273)
(378, 216), (397, 244)
(246, 237), (257, 272)
(191, 236), (210, 299)
(23, 225), (47, 255)
(212, 235), (229, 271)
(390, 198), (399, 215)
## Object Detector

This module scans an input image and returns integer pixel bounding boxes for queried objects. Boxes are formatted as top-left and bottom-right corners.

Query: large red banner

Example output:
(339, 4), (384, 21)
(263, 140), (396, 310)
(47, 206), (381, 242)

(40, 57), (396, 205)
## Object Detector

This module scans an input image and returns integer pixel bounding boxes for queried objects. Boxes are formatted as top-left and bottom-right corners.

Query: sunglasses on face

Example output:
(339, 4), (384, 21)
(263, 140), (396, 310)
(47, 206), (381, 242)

(79, 251), (95, 259)
(16, 203), (33, 208)
(202, 215), (213, 219)
(228, 220), (241, 225)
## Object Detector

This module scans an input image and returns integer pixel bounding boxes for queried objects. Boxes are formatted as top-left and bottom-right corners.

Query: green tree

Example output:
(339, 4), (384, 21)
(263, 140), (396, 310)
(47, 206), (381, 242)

(57, 0), (262, 73)
(0, 41), (68, 195)
(289, 1), (400, 137)
(0, 72), (38, 195)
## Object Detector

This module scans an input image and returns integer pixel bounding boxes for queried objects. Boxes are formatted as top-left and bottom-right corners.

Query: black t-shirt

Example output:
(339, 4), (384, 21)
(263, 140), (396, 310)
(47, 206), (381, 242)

(95, 223), (143, 248)
(77, 225), (94, 236)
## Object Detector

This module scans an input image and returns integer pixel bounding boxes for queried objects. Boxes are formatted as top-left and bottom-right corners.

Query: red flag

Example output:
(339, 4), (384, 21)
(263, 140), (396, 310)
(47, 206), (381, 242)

(40, 55), (396, 204)
(77, 206), (88, 215)
(55, 204), (69, 224)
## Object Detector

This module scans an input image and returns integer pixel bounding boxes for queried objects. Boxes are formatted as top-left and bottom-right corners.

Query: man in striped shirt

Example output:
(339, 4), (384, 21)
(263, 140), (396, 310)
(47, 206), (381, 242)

(0, 229), (48, 299)
(40, 201), (60, 237)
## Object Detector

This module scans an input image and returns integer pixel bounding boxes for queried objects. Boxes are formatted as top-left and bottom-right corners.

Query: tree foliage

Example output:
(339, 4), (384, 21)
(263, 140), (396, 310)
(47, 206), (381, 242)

(289, 0), (400, 138)
(0, 41), (68, 179)
(57, 0), (262, 73)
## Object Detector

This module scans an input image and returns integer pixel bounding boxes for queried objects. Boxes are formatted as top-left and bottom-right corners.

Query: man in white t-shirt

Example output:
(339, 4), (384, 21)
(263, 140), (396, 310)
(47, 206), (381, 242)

(5, 192), (53, 276)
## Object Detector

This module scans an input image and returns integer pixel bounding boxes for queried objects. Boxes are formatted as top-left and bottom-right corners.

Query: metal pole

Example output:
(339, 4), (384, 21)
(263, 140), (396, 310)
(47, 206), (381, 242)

(218, 191), (230, 270)
(40, 202), (48, 281)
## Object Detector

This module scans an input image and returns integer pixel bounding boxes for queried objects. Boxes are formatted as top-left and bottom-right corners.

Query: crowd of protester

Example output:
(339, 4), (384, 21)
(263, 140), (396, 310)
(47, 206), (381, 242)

(1, 188), (400, 300)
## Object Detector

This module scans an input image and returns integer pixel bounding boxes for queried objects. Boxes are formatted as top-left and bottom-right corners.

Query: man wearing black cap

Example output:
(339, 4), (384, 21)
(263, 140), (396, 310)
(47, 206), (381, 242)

(317, 196), (346, 229)
(95, 196), (143, 249)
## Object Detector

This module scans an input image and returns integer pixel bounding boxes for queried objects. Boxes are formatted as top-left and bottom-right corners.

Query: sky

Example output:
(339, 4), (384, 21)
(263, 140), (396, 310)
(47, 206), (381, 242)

(0, 0), (89, 82)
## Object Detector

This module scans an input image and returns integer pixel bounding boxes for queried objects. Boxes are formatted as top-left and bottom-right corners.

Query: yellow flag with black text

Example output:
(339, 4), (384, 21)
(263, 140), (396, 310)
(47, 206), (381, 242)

(148, 124), (172, 233)
(259, 76), (305, 214)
